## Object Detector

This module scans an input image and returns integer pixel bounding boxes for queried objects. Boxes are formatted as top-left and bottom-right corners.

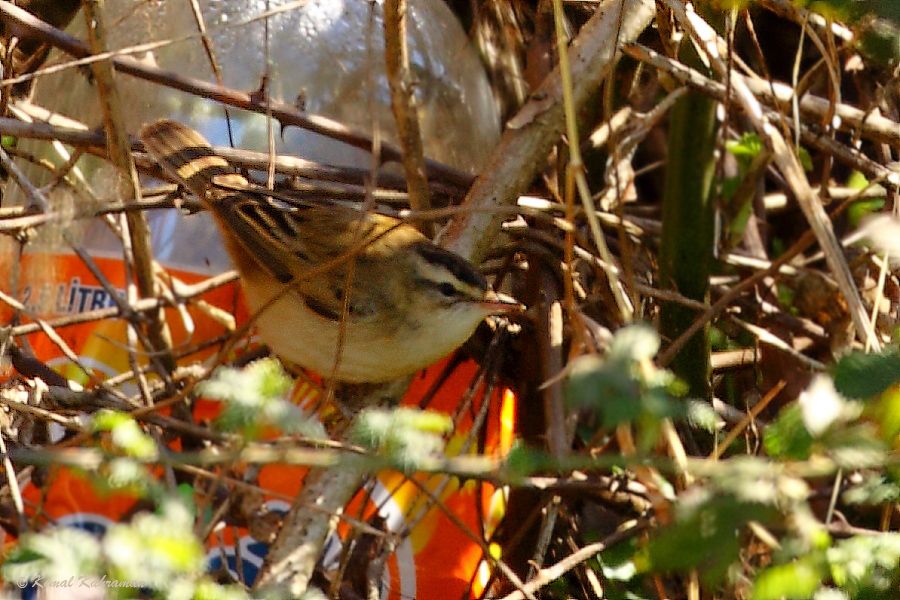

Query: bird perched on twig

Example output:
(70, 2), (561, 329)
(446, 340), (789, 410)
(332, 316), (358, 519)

(140, 119), (518, 382)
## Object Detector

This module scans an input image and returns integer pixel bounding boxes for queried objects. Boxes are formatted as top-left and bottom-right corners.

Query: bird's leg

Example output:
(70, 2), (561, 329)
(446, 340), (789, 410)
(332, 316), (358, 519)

(334, 376), (413, 412)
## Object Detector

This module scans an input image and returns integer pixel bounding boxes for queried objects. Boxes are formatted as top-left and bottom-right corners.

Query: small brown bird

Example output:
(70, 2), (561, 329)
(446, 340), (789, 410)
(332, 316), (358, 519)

(140, 120), (516, 382)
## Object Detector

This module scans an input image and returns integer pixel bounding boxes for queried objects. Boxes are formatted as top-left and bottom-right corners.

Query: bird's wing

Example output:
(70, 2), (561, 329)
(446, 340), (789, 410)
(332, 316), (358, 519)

(219, 198), (423, 323)
(139, 119), (426, 323)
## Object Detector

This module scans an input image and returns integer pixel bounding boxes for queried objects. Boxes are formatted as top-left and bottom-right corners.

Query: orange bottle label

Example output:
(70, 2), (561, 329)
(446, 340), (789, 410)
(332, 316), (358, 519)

(3, 253), (246, 382)
(3, 253), (512, 598)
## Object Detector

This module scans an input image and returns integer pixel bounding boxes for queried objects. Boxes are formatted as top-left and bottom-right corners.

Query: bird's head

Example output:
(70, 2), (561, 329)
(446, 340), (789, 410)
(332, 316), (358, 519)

(405, 242), (520, 340)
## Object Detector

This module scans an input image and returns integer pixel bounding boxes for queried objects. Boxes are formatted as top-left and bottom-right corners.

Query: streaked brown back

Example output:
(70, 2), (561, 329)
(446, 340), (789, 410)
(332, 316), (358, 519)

(138, 119), (431, 324)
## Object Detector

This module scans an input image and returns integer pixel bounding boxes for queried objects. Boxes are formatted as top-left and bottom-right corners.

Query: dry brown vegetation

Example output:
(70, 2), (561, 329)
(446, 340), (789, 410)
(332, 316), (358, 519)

(0, 1), (899, 598)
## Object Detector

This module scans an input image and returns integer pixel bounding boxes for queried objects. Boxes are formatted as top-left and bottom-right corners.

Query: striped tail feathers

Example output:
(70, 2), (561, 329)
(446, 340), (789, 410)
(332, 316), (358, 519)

(139, 119), (300, 284)
(139, 119), (248, 201)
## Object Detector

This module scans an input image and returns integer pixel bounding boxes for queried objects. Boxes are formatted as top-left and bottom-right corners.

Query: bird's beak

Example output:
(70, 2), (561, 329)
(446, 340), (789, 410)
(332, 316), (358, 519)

(479, 290), (525, 314)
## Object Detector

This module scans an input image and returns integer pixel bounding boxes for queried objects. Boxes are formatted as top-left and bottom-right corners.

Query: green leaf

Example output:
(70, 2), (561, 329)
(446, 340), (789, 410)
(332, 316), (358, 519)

(686, 401), (717, 432)
(753, 557), (826, 600)
(200, 359), (325, 440)
(822, 424), (887, 469)
(2, 528), (103, 583)
(708, 456), (810, 505)
(350, 407), (452, 470)
(847, 171), (870, 190)
(596, 538), (641, 588)
(504, 444), (555, 480)
(805, 0), (856, 21)
(857, 17), (900, 65)
(566, 325), (683, 450)
(99, 457), (157, 495)
(764, 404), (814, 459)
(726, 193), (755, 246)
(644, 489), (777, 585)
(847, 198), (886, 228)
(797, 146), (814, 171)
(607, 324), (660, 363)
(843, 473), (900, 505)
(565, 354), (642, 422)
(103, 498), (204, 589)
(194, 580), (252, 599)
(832, 349), (900, 400)
(726, 133), (763, 168)
(827, 533), (900, 595)
(869, 387), (900, 440)
(92, 410), (158, 460)
(714, 0), (753, 9)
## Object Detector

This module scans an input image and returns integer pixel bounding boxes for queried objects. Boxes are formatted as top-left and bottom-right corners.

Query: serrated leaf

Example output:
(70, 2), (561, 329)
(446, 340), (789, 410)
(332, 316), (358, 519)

(843, 474), (900, 505)
(566, 326), (682, 450)
(832, 350), (900, 400)
(827, 533), (900, 594)
(608, 324), (660, 363)
(565, 355), (642, 421)
(686, 400), (718, 432)
(103, 457), (156, 493)
(103, 498), (204, 588)
(823, 424), (887, 469)
(200, 359), (325, 440)
(709, 456), (809, 505)
(646, 489), (777, 585)
(350, 407), (452, 470)
(764, 404), (814, 459)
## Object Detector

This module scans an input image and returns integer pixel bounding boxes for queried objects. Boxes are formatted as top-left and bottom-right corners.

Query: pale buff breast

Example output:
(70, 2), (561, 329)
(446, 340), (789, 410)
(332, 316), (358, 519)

(240, 275), (489, 383)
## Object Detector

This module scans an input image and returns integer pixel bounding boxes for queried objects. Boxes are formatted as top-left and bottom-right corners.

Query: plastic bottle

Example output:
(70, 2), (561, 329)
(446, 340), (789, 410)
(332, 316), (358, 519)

(2, 2), (508, 598)
(3, 0), (499, 380)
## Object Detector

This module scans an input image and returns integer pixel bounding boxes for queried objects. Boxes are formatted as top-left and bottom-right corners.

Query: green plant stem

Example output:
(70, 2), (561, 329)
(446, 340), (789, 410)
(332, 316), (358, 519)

(658, 46), (718, 400)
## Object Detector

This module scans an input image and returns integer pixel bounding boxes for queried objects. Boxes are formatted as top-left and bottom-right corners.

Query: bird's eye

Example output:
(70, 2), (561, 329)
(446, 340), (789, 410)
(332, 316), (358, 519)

(437, 282), (457, 297)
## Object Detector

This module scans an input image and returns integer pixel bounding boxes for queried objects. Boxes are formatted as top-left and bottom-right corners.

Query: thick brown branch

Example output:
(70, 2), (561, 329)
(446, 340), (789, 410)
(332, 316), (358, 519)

(442, 0), (657, 263)
(384, 0), (432, 235)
